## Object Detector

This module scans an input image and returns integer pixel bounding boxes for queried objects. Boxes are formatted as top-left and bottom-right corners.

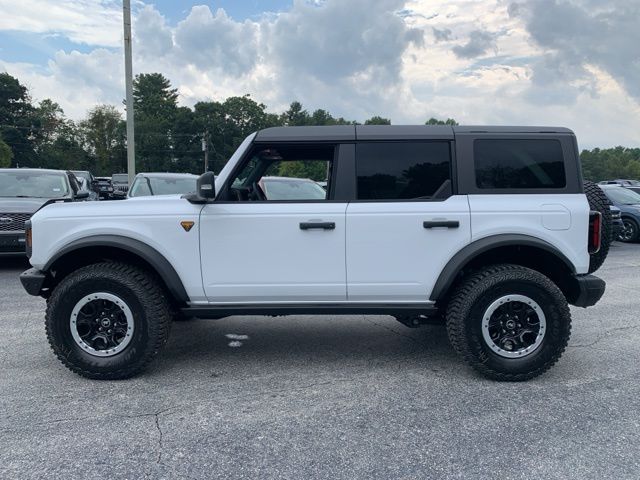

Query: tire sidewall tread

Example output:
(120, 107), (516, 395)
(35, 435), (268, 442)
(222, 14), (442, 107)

(446, 264), (572, 381)
(45, 262), (172, 380)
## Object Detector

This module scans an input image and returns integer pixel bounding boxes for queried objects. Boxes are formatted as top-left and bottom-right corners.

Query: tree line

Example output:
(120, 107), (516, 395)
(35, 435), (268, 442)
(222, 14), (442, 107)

(0, 71), (637, 181)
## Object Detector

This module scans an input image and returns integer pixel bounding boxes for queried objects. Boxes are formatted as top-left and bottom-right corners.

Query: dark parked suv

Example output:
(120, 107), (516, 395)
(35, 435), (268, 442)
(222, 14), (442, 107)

(0, 169), (87, 255)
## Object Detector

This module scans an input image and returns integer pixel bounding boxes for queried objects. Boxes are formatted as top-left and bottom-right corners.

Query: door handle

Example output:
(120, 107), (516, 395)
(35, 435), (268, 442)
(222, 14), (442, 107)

(300, 222), (335, 230)
(423, 220), (459, 229)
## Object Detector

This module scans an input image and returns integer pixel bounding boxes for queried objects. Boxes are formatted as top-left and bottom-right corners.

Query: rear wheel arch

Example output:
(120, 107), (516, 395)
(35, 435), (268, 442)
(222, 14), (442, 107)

(430, 235), (577, 303)
(43, 235), (189, 305)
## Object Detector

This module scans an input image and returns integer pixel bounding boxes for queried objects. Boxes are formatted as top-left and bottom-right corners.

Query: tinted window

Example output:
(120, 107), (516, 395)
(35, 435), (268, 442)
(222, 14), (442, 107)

(474, 139), (566, 189)
(356, 142), (451, 200)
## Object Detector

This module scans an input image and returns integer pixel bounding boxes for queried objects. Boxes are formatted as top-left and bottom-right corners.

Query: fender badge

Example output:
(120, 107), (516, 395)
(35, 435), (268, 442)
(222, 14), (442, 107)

(180, 221), (195, 232)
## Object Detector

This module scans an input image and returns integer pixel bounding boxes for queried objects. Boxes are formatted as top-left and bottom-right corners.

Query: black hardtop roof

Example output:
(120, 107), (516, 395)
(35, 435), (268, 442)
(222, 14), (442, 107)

(255, 125), (574, 142)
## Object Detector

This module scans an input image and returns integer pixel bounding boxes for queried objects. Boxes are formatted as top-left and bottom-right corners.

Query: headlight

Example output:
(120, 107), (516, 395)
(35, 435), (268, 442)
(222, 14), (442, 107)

(25, 219), (32, 258)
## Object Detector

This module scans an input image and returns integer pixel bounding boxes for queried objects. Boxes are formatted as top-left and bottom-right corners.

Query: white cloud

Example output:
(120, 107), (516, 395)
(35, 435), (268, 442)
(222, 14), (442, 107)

(1, 0), (639, 148)
(0, 0), (122, 47)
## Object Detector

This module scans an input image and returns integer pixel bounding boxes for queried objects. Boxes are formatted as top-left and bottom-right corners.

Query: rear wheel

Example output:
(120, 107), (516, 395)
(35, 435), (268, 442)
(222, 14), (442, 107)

(45, 262), (172, 379)
(618, 217), (639, 243)
(446, 264), (571, 381)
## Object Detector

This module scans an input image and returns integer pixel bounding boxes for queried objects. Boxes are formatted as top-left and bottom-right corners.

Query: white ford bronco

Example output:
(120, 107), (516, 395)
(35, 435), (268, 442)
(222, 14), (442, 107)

(20, 125), (611, 381)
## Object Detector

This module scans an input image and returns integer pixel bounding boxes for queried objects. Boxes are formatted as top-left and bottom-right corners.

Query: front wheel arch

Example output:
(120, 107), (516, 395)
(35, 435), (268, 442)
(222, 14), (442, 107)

(43, 235), (189, 305)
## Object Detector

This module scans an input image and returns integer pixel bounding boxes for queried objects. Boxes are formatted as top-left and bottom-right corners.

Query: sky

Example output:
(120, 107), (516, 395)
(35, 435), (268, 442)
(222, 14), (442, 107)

(0, 0), (639, 149)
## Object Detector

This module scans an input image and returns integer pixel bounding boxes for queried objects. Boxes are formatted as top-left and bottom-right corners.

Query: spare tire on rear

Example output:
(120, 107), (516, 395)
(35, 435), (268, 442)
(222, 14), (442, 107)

(584, 180), (612, 273)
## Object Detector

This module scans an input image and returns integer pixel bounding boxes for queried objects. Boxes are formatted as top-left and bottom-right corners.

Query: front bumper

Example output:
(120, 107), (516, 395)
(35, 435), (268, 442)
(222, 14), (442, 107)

(20, 268), (46, 296)
(567, 274), (606, 308)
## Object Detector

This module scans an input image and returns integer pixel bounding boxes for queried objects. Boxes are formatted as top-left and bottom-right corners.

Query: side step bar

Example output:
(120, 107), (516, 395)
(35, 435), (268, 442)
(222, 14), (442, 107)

(181, 303), (439, 319)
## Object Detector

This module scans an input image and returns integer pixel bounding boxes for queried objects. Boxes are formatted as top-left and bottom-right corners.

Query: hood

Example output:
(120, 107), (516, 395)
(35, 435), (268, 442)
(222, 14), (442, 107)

(0, 197), (68, 214)
(31, 194), (200, 223)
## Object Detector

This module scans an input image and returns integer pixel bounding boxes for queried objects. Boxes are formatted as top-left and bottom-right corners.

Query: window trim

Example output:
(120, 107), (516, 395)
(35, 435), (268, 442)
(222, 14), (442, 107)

(352, 140), (455, 203)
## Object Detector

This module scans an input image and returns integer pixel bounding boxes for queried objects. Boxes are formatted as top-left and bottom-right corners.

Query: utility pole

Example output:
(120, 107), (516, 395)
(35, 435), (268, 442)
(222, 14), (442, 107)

(202, 131), (209, 172)
(123, 0), (135, 185)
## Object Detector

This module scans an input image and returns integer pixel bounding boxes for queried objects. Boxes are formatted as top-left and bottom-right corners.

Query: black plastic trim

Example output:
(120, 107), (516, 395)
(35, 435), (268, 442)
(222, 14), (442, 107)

(19, 268), (46, 296)
(429, 234), (577, 301)
(44, 235), (189, 303)
(182, 303), (438, 318)
(566, 274), (605, 308)
(424, 220), (459, 229)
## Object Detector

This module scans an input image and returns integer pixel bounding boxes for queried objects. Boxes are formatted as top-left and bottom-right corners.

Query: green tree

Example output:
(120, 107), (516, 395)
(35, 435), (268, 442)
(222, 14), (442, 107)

(581, 147), (640, 181)
(0, 135), (12, 167)
(425, 117), (458, 126)
(277, 161), (328, 181)
(35, 99), (65, 144)
(39, 122), (90, 171)
(364, 116), (391, 125)
(133, 73), (178, 119)
(0, 72), (38, 167)
(80, 105), (126, 175)
(282, 101), (309, 126)
(133, 73), (179, 172)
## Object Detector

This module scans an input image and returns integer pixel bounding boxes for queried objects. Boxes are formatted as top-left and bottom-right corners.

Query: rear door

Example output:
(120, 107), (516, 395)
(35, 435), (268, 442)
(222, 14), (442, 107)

(345, 140), (471, 302)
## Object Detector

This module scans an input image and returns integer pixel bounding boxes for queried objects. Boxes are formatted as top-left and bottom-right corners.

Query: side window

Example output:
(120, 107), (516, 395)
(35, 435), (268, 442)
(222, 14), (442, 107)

(474, 139), (566, 189)
(227, 144), (334, 201)
(356, 142), (451, 200)
(129, 178), (151, 197)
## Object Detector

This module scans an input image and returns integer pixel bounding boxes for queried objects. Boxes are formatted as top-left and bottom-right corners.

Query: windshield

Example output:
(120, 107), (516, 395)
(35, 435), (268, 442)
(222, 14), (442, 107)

(262, 178), (327, 200)
(129, 176), (197, 197)
(603, 187), (640, 205)
(0, 171), (69, 198)
(112, 174), (128, 183)
(72, 171), (91, 183)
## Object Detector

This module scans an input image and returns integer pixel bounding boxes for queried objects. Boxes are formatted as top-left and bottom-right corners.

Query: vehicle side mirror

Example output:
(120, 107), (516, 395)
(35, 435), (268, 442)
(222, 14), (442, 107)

(75, 190), (90, 200)
(197, 172), (216, 199)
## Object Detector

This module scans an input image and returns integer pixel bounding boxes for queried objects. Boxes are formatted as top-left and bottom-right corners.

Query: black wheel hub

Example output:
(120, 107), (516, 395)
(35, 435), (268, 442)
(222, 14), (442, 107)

(488, 301), (540, 352)
(76, 299), (128, 350)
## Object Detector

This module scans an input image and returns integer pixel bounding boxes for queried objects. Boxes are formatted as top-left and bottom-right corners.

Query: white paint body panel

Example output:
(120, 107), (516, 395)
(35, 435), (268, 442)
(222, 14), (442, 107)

(199, 202), (348, 303)
(468, 194), (590, 274)
(29, 196), (207, 301)
(345, 196), (471, 302)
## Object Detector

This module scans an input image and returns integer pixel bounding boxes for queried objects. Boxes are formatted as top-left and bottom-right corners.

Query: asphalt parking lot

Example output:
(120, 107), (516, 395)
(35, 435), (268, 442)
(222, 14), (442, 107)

(1, 244), (639, 479)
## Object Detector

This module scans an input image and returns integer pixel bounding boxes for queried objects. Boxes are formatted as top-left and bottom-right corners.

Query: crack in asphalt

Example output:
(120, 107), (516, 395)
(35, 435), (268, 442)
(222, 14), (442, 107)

(569, 323), (640, 348)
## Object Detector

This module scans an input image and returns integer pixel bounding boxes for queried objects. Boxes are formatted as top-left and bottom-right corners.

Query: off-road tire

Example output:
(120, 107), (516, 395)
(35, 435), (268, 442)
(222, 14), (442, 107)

(584, 180), (612, 273)
(446, 264), (571, 381)
(45, 262), (172, 379)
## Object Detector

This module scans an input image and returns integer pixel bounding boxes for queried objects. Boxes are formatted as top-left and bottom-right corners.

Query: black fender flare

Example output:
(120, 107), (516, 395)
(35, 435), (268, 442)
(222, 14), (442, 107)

(429, 234), (577, 301)
(44, 234), (189, 304)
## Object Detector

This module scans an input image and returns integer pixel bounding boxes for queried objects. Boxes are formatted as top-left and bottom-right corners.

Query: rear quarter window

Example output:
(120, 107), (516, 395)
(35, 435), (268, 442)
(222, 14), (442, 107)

(474, 139), (566, 189)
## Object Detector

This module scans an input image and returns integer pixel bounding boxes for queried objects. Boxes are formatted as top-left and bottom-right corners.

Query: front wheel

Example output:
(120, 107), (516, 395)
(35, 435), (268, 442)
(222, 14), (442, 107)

(618, 218), (639, 243)
(45, 262), (172, 379)
(446, 264), (571, 381)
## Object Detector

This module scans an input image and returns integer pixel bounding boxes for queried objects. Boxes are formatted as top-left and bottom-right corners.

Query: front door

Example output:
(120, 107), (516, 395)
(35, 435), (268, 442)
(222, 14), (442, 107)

(200, 142), (347, 303)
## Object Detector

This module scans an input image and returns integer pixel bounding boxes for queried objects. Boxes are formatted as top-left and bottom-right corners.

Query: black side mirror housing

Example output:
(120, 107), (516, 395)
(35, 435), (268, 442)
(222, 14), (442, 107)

(198, 172), (216, 199)
(75, 190), (90, 200)
(185, 172), (216, 204)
